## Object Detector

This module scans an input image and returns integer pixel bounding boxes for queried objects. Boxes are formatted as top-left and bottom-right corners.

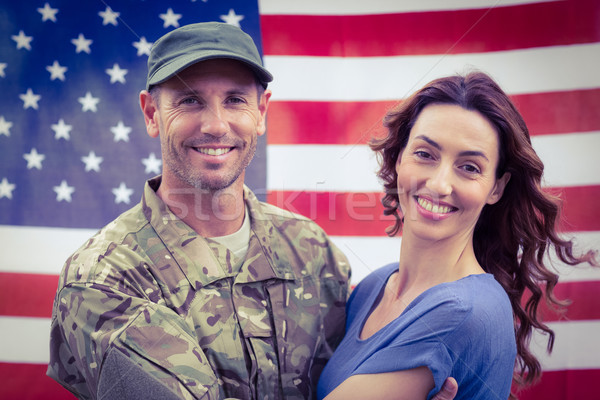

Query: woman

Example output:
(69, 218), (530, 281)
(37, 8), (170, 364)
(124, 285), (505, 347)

(317, 71), (598, 399)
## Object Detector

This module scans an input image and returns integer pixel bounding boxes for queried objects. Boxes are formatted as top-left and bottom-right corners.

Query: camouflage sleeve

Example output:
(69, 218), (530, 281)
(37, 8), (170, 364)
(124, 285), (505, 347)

(321, 236), (352, 352)
(49, 281), (221, 399)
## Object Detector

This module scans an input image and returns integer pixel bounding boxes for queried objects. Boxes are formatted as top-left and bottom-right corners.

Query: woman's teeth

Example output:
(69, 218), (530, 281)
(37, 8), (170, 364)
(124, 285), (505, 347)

(417, 197), (455, 214)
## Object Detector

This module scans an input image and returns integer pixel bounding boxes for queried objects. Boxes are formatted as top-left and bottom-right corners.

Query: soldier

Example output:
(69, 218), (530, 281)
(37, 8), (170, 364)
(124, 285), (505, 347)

(47, 22), (458, 399)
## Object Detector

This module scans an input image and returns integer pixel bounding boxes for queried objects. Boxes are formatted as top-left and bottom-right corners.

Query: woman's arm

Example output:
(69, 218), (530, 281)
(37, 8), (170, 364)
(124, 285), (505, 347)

(324, 367), (434, 400)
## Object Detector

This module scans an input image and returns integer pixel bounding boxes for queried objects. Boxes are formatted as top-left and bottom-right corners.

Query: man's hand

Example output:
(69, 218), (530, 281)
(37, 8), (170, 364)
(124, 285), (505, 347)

(431, 377), (458, 400)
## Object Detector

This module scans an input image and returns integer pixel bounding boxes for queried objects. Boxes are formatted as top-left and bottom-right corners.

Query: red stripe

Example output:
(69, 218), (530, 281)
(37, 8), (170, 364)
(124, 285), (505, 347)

(0, 272), (57, 318)
(261, 0), (600, 57)
(267, 186), (600, 237)
(514, 369), (600, 400)
(1, 361), (597, 399)
(0, 363), (74, 399)
(536, 281), (600, 323)
(266, 89), (600, 145)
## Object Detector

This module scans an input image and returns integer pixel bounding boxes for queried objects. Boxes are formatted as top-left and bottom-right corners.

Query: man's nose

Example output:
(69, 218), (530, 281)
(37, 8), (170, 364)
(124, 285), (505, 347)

(200, 106), (228, 137)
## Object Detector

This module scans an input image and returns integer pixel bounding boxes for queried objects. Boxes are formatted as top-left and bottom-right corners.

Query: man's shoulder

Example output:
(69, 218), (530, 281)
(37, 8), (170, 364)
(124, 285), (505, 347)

(256, 201), (323, 230)
(61, 203), (152, 283)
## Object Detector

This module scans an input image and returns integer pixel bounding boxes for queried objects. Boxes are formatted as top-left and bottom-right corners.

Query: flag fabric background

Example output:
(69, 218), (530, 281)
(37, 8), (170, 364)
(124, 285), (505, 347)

(1, 0), (599, 399)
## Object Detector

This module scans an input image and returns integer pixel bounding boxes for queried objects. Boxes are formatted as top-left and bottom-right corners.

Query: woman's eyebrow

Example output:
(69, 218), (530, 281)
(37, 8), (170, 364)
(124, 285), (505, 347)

(414, 134), (489, 161)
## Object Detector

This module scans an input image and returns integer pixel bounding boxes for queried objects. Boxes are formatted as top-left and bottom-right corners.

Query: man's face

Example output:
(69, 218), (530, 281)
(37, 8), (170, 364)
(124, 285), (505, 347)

(142, 59), (270, 192)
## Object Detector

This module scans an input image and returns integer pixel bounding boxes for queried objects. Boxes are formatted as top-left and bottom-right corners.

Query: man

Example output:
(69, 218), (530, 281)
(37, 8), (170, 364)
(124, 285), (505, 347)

(48, 22), (458, 399)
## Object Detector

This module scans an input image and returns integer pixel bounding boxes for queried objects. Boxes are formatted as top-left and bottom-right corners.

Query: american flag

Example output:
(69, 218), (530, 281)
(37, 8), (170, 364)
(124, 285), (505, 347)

(1, 0), (599, 398)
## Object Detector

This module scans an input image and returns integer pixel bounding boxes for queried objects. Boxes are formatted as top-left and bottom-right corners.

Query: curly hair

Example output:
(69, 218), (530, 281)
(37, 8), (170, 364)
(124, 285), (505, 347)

(369, 71), (598, 394)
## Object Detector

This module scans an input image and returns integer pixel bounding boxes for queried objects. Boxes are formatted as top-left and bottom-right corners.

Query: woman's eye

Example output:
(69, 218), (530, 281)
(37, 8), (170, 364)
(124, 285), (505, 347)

(461, 164), (481, 174)
(415, 150), (433, 159)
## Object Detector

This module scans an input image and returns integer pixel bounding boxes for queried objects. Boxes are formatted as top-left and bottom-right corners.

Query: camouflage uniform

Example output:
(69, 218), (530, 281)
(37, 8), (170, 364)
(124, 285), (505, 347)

(47, 176), (350, 399)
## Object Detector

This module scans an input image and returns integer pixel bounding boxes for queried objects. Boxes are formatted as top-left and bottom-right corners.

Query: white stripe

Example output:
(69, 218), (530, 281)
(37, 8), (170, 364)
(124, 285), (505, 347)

(2, 317), (598, 370)
(332, 231), (600, 285)
(267, 132), (600, 192)
(264, 43), (600, 101)
(258, 0), (558, 15)
(532, 320), (600, 371)
(2, 225), (597, 283)
(0, 316), (50, 364)
(533, 131), (600, 188)
(0, 225), (96, 275)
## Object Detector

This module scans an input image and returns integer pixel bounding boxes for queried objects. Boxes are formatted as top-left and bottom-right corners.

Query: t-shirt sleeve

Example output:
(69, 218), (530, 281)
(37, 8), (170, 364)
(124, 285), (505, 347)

(352, 286), (471, 399)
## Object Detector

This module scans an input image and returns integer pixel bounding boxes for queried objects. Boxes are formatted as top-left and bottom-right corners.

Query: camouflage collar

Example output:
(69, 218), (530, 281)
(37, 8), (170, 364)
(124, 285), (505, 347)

(141, 176), (297, 289)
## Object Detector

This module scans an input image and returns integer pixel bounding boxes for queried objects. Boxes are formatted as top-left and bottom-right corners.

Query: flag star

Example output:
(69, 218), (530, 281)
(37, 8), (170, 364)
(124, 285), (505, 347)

(78, 92), (100, 112)
(112, 182), (134, 204)
(51, 118), (72, 140)
(0, 178), (16, 199)
(46, 60), (67, 81)
(110, 121), (132, 142)
(23, 148), (46, 170)
(38, 3), (59, 22)
(81, 151), (103, 172)
(106, 63), (128, 84)
(142, 152), (162, 174)
(99, 6), (120, 26)
(0, 63), (6, 78)
(220, 9), (244, 28)
(133, 37), (152, 56)
(12, 30), (33, 51)
(71, 33), (93, 54)
(159, 8), (182, 28)
(0, 116), (13, 137)
(53, 180), (75, 202)
(20, 88), (41, 110)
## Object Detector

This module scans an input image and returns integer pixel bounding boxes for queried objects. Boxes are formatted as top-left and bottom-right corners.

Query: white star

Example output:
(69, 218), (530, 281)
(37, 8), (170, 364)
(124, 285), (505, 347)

(106, 63), (128, 84)
(12, 30), (33, 51)
(159, 8), (182, 28)
(112, 182), (134, 204)
(0, 178), (16, 199)
(51, 119), (72, 140)
(220, 9), (244, 28)
(0, 116), (12, 137)
(20, 88), (41, 110)
(110, 121), (131, 142)
(78, 92), (100, 112)
(99, 6), (119, 26)
(46, 60), (67, 81)
(81, 151), (103, 172)
(23, 148), (45, 170)
(133, 37), (152, 56)
(142, 152), (162, 174)
(71, 33), (92, 54)
(38, 3), (58, 22)
(53, 180), (75, 202)
(0, 63), (6, 78)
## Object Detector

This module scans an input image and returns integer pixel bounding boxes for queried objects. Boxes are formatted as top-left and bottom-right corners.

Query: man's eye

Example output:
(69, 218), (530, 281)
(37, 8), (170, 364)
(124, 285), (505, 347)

(227, 97), (245, 104)
(181, 98), (198, 104)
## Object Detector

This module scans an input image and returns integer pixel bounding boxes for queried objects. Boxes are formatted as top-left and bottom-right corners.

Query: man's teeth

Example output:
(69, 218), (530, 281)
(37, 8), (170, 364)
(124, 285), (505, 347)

(197, 147), (231, 156)
(417, 197), (454, 214)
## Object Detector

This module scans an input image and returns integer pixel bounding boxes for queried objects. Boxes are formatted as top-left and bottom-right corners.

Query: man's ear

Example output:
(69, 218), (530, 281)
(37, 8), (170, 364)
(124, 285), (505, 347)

(487, 172), (511, 205)
(256, 89), (272, 137)
(139, 90), (160, 138)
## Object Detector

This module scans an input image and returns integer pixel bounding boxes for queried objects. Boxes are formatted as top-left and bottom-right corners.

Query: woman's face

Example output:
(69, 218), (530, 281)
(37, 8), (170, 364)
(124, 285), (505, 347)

(395, 104), (510, 243)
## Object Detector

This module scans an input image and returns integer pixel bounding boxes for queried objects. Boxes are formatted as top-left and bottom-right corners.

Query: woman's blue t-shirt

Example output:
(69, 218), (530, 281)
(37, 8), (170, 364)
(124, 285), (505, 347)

(317, 263), (516, 400)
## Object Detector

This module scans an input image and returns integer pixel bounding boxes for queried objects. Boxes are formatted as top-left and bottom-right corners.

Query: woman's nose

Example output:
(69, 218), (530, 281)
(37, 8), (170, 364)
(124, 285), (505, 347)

(425, 164), (453, 196)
